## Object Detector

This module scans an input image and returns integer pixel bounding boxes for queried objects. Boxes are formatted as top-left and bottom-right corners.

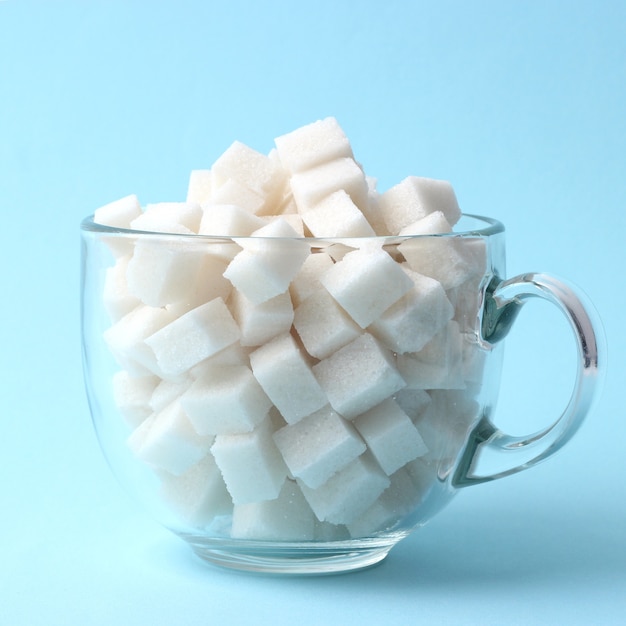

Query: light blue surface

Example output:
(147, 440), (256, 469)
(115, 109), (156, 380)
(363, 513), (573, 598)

(1, 1), (624, 624)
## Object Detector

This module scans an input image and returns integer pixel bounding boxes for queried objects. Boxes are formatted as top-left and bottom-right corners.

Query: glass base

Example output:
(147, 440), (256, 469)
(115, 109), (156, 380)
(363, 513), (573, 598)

(181, 535), (404, 575)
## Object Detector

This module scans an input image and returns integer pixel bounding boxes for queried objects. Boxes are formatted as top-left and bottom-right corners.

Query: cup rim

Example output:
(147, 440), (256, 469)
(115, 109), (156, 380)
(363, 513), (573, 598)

(80, 212), (504, 241)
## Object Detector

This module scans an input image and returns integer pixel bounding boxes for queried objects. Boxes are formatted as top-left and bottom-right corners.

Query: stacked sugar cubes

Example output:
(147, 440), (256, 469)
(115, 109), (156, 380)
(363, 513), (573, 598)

(94, 117), (488, 539)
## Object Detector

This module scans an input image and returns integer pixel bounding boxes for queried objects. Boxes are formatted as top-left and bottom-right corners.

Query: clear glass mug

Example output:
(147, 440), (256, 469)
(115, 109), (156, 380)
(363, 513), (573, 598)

(80, 213), (604, 575)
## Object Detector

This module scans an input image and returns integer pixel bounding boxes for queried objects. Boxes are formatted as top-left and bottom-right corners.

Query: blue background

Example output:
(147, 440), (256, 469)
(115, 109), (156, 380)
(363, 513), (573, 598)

(1, 1), (624, 624)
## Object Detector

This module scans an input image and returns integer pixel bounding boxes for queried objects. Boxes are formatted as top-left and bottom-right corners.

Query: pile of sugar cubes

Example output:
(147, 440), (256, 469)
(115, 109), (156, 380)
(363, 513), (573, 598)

(94, 117), (487, 540)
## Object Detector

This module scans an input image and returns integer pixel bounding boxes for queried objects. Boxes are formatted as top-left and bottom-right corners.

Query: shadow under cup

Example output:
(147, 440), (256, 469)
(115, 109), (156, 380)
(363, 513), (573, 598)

(80, 214), (603, 574)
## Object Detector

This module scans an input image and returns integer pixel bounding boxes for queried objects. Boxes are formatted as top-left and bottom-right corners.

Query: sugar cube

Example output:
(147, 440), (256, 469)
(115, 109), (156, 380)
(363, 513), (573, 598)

(181, 364), (272, 436)
(210, 417), (288, 505)
(273, 406), (366, 489)
(231, 479), (316, 541)
(320, 243), (413, 328)
(249, 333), (327, 424)
(145, 297), (241, 379)
(274, 117), (353, 174)
(297, 452), (390, 525)
(352, 398), (428, 475)
(312, 333), (406, 419)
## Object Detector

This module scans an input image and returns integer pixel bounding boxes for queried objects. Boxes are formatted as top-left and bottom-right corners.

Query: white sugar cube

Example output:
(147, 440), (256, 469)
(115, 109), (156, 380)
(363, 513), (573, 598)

(159, 453), (232, 528)
(369, 267), (454, 353)
(289, 251), (335, 307)
(131, 202), (202, 234)
(274, 117), (353, 174)
(186, 169), (213, 205)
(223, 219), (310, 304)
(149, 377), (192, 414)
(273, 406), (366, 489)
(209, 178), (266, 215)
(198, 203), (266, 236)
(346, 466), (424, 537)
(361, 177), (391, 236)
(103, 255), (140, 322)
(379, 176), (461, 235)
(298, 452), (390, 525)
(210, 417), (288, 505)
(189, 343), (251, 379)
(228, 289), (294, 347)
(181, 364), (272, 436)
(104, 305), (174, 377)
(126, 239), (206, 307)
(145, 298), (240, 379)
(290, 157), (369, 213)
(353, 398), (428, 475)
(249, 333), (327, 424)
(293, 288), (361, 360)
(127, 400), (214, 476)
(231, 479), (316, 541)
(94, 194), (142, 229)
(320, 244), (413, 328)
(312, 333), (406, 420)
(396, 320), (465, 390)
(398, 214), (474, 290)
(301, 189), (375, 238)
(112, 370), (160, 428)
(211, 140), (286, 207)
(165, 254), (233, 317)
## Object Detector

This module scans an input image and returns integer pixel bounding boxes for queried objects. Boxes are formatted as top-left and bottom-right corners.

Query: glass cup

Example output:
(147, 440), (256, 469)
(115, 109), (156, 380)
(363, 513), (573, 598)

(80, 213), (604, 575)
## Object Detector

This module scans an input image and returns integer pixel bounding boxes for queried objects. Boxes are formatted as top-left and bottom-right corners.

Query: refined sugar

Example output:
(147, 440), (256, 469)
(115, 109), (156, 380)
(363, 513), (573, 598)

(293, 288), (361, 360)
(94, 193), (142, 229)
(224, 218), (310, 304)
(312, 333), (406, 419)
(112, 370), (159, 427)
(369, 267), (454, 353)
(396, 321), (465, 389)
(130, 202), (202, 233)
(297, 452), (390, 525)
(274, 117), (353, 174)
(346, 466), (424, 537)
(360, 177), (390, 236)
(103, 255), (140, 322)
(289, 251), (335, 307)
(165, 254), (232, 317)
(209, 178), (266, 215)
(149, 377), (192, 414)
(127, 400), (214, 476)
(104, 305), (174, 377)
(231, 479), (316, 541)
(289, 157), (369, 213)
(228, 289), (294, 347)
(126, 238), (206, 307)
(181, 364), (272, 436)
(249, 333), (327, 424)
(379, 176), (461, 235)
(186, 170), (213, 205)
(319, 243), (413, 328)
(210, 417), (288, 505)
(268, 213), (305, 236)
(145, 298), (241, 379)
(189, 343), (251, 379)
(198, 203), (266, 236)
(211, 140), (286, 208)
(352, 398), (428, 475)
(273, 406), (366, 489)
(159, 453), (232, 528)
(300, 189), (375, 238)
(398, 214), (475, 290)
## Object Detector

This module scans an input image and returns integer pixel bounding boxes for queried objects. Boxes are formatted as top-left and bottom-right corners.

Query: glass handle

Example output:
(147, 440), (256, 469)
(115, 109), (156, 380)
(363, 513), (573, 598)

(453, 272), (606, 487)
